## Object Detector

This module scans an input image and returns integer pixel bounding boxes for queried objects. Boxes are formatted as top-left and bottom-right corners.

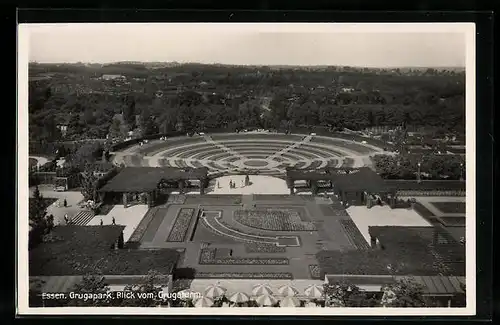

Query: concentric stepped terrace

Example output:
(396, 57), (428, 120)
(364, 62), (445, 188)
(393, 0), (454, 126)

(112, 132), (384, 175)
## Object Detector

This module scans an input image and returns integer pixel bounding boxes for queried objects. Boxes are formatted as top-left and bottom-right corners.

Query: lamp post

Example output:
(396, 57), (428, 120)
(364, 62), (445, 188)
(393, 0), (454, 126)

(417, 162), (421, 183)
(459, 163), (464, 181)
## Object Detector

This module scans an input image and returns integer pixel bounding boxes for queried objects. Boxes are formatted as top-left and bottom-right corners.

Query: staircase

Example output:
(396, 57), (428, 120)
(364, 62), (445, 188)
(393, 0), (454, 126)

(68, 211), (95, 226)
(203, 135), (245, 159)
(267, 135), (313, 159)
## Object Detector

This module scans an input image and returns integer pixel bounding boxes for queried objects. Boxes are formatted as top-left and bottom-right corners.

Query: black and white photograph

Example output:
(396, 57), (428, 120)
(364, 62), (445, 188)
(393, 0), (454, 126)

(18, 23), (475, 315)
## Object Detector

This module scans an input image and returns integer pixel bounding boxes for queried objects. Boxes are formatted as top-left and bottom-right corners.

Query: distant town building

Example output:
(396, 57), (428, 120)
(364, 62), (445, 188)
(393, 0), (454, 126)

(341, 87), (355, 93)
(101, 74), (126, 81)
(56, 124), (68, 137)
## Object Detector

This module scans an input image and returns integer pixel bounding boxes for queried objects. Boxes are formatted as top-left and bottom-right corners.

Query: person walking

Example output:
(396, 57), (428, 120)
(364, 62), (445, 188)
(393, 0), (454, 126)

(112, 217), (116, 225)
(100, 219), (103, 226)
(63, 198), (67, 207)
(64, 213), (69, 224)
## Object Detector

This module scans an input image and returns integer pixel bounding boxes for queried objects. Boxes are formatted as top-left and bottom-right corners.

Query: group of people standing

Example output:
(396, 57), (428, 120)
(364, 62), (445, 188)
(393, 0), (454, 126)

(216, 175), (251, 190)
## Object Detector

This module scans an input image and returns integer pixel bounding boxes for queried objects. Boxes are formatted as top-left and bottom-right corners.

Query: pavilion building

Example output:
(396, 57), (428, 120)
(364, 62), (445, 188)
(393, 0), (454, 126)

(98, 167), (209, 208)
(286, 167), (397, 208)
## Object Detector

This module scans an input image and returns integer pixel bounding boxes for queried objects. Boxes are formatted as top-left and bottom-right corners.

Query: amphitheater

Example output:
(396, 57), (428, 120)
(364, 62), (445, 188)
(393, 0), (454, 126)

(111, 132), (385, 175)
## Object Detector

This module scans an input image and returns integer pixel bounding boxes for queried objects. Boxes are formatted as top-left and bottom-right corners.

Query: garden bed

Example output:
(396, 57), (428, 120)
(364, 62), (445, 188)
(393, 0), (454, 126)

(244, 243), (286, 253)
(127, 207), (160, 243)
(431, 202), (465, 214)
(199, 248), (289, 265)
(309, 265), (321, 279)
(397, 190), (465, 197)
(195, 272), (293, 279)
(234, 209), (316, 231)
(413, 202), (436, 220)
(340, 220), (370, 250)
(166, 208), (195, 242)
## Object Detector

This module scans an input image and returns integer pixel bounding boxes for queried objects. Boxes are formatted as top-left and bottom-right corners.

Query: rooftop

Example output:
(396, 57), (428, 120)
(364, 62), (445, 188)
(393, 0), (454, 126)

(99, 167), (208, 192)
(29, 225), (180, 276)
(287, 167), (389, 192)
(317, 226), (465, 277)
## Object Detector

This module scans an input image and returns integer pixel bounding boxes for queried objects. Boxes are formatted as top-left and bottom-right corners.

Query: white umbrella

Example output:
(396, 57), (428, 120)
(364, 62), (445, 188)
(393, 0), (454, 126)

(176, 289), (196, 300)
(252, 283), (273, 296)
(228, 292), (250, 303)
(278, 284), (299, 297)
(194, 296), (214, 307)
(204, 283), (227, 298)
(304, 284), (324, 299)
(279, 296), (301, 307)
(255, 294), (278, 306)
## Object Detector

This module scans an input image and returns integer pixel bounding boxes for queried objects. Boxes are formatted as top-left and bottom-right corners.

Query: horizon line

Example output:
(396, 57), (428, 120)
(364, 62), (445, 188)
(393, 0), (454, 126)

(28, 61), (466, 69)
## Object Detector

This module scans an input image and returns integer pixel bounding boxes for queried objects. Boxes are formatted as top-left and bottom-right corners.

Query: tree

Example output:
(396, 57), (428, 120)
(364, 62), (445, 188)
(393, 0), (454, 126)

(381, 277), (426, 307)
(80, 168), (99, 201)
(139, 106), (158, 137)
(324, 282), (379, 307)
(65, 275), (112, 306)
(123, 95), (137, 129)
(29, 278), (46, 307)
(65, 113), (84, 139)
(29, 186), (55, 249)
(66, 142), (103, 172)
(115, 271), (169, 307)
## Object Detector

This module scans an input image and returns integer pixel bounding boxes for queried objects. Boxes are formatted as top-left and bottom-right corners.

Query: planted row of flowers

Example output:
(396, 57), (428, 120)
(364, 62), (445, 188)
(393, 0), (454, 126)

(166, 195), (186, 204)
(199, 248), (289, 265)
(234, 209), (316, 231)
(195, 272), (293, 279)
(166, 208), (195, 242)
(397, 190), (465, 197)
(340, 219), (371, 250)
(127, 208), (159, 243)
(244, 243), (286, 253)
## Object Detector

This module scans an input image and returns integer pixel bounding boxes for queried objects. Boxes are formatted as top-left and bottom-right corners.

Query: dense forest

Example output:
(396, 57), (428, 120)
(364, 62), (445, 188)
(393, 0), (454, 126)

(28, 63), (465, 144)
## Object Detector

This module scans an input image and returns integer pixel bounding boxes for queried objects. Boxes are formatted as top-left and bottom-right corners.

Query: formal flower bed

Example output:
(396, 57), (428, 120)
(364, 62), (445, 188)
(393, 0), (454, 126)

(244, 243), (286, 253)
(397, 190), (465, 197)
(196, 272), (293, 279)
(127, 207), (159, 243)
(340, 220), (370, 250)
(199, 248), (289, 265)
(166, 195), (186, 204)
(234, 209), (316, 231)
(166, 208), (195, 242)
(412, 202), (436, 220)
(309, 265), (322, 279)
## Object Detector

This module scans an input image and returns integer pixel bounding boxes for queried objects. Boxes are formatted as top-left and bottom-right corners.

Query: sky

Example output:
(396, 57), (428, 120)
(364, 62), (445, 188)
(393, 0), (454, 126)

(23, 23), (470, 67)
